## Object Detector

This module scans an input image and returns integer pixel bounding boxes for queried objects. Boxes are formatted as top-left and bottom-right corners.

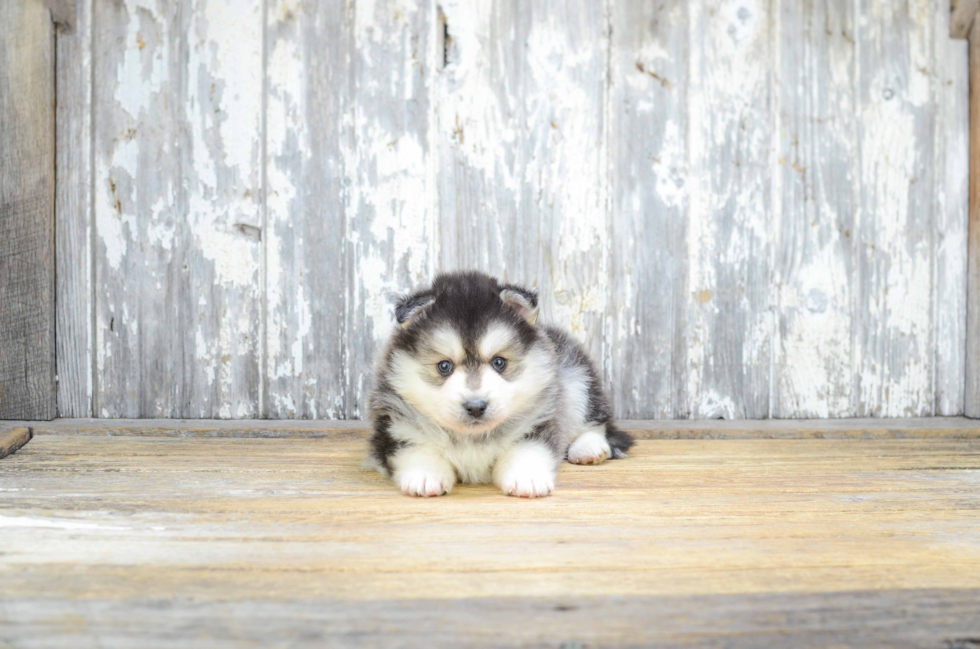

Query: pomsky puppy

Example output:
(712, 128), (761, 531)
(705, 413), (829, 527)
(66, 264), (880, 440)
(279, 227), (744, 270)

(368, 271), (634, 498)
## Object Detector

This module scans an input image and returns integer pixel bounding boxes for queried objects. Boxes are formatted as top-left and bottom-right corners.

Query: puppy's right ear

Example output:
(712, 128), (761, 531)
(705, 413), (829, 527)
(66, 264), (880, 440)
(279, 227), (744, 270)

(394, 290), (435, 328)
(500, 284), (538, 325)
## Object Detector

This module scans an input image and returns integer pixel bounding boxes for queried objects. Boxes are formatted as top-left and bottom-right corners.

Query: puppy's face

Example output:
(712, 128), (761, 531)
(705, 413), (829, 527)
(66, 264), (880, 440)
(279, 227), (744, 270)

(389, 320), (552, 434)
(385, 273), (550, 434)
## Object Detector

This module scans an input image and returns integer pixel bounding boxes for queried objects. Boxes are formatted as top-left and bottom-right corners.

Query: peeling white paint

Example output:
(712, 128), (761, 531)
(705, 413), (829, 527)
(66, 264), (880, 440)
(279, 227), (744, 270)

(197, 225), (258, 286)
(438, 0), (520, 194)
(265, 17), (308, 388)
(75, 0), (969, 420)
(653, 122), (687, 209)
(113, 0), (168, 121)
(97, 133), (140, 271)
(858, 73), (932, 416)
(353, 127), (434, 345)
(202, 0), (263, 188)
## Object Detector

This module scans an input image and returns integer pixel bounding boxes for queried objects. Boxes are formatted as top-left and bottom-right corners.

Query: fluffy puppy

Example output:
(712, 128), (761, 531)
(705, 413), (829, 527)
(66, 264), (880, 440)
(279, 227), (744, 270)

(368, 271), (633, 498)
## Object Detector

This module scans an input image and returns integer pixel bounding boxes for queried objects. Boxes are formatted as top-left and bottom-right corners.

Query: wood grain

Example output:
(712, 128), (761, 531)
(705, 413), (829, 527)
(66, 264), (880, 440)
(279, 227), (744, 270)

(55, 0), (92, 418)
(3, 590), (979, 648)
(90, 0), (264, 418)
(91, 0), (178, 417)
(0, 426), (32, 458)
(967, 19), (980, 417)
(854, 0), (938, 417)
(607, 0), (688, 418)
(685, 0), (773, 418)
(935, 0), (971, 415)
(1, 432), (978, 645)
(263, 0), (349, 419)
(772, 0), (856, 418)
(0, 0), (56, 421)
(180, 0), (264, 419)
(772, 0), (860, 417)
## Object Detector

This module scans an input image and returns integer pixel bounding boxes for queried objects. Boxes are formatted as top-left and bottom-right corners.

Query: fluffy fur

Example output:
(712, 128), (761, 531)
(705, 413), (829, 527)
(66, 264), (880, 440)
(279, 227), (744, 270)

(368, 271), (633, 498)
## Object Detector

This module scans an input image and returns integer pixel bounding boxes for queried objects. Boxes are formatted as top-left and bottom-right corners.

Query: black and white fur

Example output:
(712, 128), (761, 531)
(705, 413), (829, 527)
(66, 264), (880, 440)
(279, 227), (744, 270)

(368, 271), (633, 498)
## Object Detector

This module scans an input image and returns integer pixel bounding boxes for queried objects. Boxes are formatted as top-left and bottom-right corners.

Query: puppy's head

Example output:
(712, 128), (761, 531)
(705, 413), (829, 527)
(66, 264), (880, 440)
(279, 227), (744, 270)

(386, 272), (552, 434)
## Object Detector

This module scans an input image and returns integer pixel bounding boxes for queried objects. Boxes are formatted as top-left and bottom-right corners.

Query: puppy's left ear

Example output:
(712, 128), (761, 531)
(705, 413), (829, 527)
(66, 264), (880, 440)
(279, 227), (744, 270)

(500, 284), (538, 325)
(394, 290), (435, 328)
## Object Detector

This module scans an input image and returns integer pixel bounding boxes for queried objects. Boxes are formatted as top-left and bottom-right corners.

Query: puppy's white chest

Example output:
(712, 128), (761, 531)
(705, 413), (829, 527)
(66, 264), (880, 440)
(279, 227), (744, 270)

(443, 437), (509, 484)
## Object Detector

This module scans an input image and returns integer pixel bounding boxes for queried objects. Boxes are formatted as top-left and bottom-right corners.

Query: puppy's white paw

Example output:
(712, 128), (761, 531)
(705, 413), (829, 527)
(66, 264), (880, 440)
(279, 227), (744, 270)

(494, 442), (558, 498)
(567, 431), (611, 465)
(399, 469), (453, 497)
(391, 447), (456, 497)
(499, 470), (554, 498)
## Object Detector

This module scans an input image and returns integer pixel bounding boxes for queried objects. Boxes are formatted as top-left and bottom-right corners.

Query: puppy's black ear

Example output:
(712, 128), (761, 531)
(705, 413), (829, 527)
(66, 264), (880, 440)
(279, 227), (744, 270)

(394, 290), (435, 328)
(499, 284), (538, 325)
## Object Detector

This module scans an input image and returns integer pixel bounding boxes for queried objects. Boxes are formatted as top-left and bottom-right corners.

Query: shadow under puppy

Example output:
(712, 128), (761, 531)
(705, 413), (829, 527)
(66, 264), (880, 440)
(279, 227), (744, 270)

(368, 271), (634, 498)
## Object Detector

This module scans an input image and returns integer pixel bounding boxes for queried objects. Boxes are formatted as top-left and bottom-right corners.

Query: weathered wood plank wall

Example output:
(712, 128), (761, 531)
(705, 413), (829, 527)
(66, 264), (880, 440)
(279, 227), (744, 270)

(0, 0), (57, 420)
(55, 0), (969, 420)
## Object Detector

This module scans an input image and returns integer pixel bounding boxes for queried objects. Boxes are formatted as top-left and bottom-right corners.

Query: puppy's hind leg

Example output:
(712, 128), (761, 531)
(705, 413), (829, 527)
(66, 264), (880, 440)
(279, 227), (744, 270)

(567, 424), (612, 465)
(567, 422), (634, 464)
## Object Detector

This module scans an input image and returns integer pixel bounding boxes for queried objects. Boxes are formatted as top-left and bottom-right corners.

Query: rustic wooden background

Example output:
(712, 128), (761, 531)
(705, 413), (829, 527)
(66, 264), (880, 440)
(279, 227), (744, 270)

(55, 0), (970, 420)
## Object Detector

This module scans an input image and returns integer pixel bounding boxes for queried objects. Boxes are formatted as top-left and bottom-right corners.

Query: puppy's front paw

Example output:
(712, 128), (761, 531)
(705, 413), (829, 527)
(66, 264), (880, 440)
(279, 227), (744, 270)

(398, 469), (454, 497)
(494, 442), (558, 498)
(498, 469), (554, 498)
(391, 448), (456, 497)
(567, 431), (611, 465)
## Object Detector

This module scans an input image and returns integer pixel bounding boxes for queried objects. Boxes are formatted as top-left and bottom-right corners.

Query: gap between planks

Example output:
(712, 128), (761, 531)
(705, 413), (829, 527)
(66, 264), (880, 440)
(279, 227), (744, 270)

(3, 417), (980, 439)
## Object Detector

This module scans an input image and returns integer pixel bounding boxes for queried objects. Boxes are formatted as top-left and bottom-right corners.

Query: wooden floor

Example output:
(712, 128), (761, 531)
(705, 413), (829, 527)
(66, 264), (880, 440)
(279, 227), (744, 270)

(1, 420), (980, 647)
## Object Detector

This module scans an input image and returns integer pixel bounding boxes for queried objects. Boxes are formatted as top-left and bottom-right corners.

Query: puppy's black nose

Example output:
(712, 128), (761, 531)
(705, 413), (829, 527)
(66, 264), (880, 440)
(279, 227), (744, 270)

(464, 399), (488, 418)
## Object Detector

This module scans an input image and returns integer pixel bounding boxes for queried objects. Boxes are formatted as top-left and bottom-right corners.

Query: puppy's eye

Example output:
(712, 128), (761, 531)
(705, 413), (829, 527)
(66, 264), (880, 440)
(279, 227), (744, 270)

(491, 356), (507, 372)
(436, 360), (454, 376)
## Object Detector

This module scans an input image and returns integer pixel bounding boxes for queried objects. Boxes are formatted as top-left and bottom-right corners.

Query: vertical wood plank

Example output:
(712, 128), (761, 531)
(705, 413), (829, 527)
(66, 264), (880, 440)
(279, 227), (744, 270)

(93, 0), (264, 418)
(56, 0), (93, 418)
(264, 0), (350, 418)
(606, 3), (689, 418)
(345, 0), (439, 418)
(966, 18), (980, 417)
(772, 0), (857, 417)
(180, 0), (263, 417)
(683, 0), (773, 419)
(435, 0), (524, 278)
(436, 0), (609, 370)
(92, 0), (179, 417)
(854, 0), (937, 416)
(0, 0), (56, 420)
(934, 0), (969, 416)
